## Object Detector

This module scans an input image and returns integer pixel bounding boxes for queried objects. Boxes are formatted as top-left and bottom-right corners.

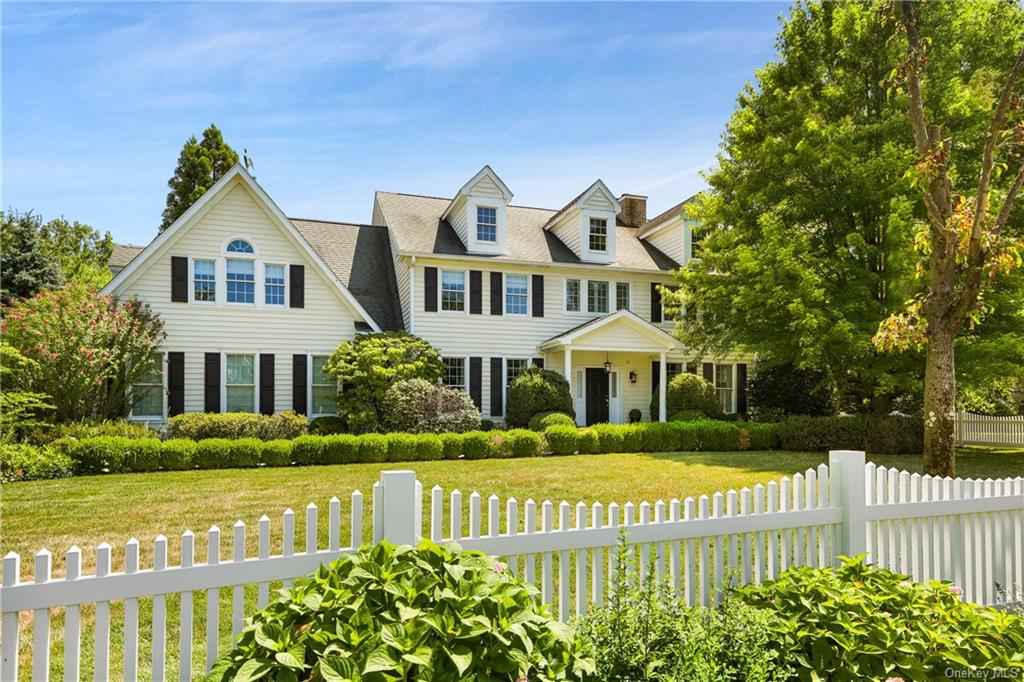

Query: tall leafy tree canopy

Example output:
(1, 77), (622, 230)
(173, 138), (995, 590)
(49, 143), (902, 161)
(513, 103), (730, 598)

(160, 124), (239, 231)
(671, 1), (1024, 415)
(38, 216), (115, 290)
(1, 210), (63, 304)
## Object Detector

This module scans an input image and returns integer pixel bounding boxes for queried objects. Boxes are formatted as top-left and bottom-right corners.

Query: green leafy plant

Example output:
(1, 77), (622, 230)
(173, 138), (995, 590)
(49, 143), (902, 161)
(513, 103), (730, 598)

(776, 415), (921, 454)
(544, 425), (580, 456)
(651, 373), (722, 422)
(736, 557), (1024, 681)
(506, 367), (575, 427)
(167, 411), (307, 440)
(528, 411), (576, 431)
(206, 541), (595, 681)
(309, 415), (347, 435)
(0, 443), (73, 482)
(503, 429), (543, 457)
(380, 378), (481, 434)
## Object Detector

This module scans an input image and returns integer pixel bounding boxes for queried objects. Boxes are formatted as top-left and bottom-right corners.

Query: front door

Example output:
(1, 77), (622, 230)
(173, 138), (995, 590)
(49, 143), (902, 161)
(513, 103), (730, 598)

(585, 367), (610, 425)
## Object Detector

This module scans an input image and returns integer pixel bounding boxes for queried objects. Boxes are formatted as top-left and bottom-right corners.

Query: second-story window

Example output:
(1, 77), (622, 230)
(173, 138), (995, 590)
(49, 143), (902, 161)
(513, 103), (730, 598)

(194, 259), (216, 302)
(265, 264), (285, 305)
(441, 270), (466, 312)
(506, 274), (528, 314)
(565, 279), (581, 312)
(616, 282), (631, 311)
(587, 280), (609, 313)
(477, 207), (497, 243)
(589, 218), (608, 252)
(226, 259), (255, 303)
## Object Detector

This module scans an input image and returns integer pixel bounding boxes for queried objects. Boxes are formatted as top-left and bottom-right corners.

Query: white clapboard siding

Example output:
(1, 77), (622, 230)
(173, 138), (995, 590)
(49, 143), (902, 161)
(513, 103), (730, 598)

(956, 411), (1024, 447)
(2, 452), (1024, 679)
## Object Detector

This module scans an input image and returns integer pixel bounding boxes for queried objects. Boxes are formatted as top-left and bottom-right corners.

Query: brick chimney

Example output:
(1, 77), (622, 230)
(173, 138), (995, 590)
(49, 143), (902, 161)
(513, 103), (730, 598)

(618, 194), (647, 227)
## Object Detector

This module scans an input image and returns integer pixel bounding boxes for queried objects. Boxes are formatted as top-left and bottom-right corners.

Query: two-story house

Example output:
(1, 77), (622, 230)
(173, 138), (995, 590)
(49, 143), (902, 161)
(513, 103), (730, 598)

(103, 164), (749, 426)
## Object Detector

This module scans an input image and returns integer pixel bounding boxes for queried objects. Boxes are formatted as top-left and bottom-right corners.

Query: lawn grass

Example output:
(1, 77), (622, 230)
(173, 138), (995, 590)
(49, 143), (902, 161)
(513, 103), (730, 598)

(3, 446), (1021, 680)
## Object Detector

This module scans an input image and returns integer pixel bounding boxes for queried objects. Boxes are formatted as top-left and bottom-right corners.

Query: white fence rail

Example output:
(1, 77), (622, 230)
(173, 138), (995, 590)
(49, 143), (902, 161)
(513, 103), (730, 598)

(2, 451), (1023, 681)
(957, 410), (1024, 447)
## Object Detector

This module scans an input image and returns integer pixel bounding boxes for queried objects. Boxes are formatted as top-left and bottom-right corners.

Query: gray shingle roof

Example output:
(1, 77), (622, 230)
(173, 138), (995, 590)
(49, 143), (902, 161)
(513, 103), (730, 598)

(110, 244), (146, 270)
(375, 191), (679, 271)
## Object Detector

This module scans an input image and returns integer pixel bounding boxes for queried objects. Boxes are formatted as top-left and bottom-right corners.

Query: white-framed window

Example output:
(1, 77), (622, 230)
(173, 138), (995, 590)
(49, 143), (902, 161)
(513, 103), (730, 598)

(575, 370), (584, 399)
(226, 259), (255, 303)
(131, 352), (164, 418)
(565, 278), (581, 312)
(505, 358), (530, 386)
(194, 259), (216, 302)
(666, 362), (684, 382)
(715, 364), (735, 414)
(311, 355), (336, 416)
(225, 354), (256, 412)
(587, 280), (609, 313)
(616, 282), (631, 311)
(442, 357), (467, 390)
(441, 270), (466, 312)
(588, 217), (608, 252)
(505, 274), (528, 315)
(477, 206), (497, 243)
(265, 264), (286, 306)
(226, 239), (254, 254)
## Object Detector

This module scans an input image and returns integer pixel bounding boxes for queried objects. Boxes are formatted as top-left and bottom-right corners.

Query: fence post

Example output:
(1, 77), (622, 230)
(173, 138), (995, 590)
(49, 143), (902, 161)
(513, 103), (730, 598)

(829, 450), (867, 565)
(377, 470), (420, 546)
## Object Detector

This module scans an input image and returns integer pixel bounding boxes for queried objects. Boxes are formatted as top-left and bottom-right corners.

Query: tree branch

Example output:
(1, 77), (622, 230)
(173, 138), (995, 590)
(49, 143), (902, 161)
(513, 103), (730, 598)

(899, 1), (933, 154)
(993, 162), (1024, 236)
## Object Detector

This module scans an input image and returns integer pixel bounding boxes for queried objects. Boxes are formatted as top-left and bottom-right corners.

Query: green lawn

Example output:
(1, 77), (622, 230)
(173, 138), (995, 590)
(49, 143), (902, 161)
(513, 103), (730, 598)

(3, 447), (1022, 681)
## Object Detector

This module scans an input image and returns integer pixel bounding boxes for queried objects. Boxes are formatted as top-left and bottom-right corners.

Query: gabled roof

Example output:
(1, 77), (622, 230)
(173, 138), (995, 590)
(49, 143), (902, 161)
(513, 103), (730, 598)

(539, 309), (682, 351)
(542, 179), (621, 231)
(101, 164), (384, 332)
(440, 165), (513, 221)
(110, 244), (145, 270)
(638, 193), (699, 239)
(375, 191), (678, 271)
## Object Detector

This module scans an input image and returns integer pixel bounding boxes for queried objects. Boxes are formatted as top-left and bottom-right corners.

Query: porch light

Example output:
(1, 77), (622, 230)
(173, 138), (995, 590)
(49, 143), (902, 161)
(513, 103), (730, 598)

(629, 370), (637, 383)
(604, 360), (612, 374)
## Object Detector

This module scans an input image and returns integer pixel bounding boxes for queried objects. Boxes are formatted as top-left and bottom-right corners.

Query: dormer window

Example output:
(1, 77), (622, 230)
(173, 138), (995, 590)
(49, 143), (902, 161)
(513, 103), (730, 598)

(227, 239), (254, 254)
(589, 218), (608, 252)
(477, 207), (497, 243)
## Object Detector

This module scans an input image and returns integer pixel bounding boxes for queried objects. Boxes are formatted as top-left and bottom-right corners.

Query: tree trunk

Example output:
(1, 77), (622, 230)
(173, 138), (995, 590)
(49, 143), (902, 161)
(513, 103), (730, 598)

(922, 326), (956, 477)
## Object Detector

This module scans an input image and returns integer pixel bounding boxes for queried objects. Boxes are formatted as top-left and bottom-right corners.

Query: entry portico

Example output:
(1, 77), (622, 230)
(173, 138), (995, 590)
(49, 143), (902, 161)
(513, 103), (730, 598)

(538, 309), (683, 425)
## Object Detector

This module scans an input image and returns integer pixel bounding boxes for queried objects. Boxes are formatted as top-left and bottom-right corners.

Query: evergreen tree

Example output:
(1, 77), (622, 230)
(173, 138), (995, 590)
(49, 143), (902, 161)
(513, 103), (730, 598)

(160, 124), (239, 231)
(1, 210), (63, 304)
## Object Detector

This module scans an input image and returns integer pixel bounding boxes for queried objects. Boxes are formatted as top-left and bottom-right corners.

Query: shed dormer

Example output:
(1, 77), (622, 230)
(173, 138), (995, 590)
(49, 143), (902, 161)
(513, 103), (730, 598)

(441, 166), (513, 255)
(543, 180), (621, 264)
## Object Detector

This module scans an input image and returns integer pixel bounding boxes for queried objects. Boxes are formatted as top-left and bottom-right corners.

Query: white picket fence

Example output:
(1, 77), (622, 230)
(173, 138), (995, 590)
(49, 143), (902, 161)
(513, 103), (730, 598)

(957, 410), (1024, 447)
(2, 450), (1023, 681)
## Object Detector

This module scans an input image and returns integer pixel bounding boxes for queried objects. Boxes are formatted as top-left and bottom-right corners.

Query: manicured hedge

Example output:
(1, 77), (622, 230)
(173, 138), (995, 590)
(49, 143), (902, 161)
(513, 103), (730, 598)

(776, 414), (922, 454)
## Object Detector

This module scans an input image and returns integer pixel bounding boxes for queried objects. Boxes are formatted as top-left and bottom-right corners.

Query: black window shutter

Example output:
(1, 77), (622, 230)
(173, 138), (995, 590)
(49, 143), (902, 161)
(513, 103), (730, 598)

(531, 275), (544, 317)
(490, 272), (503, 315)
(171, 256), (188, 302)
(204, 352), (221, 413)
(289, 265), (305, 308)
(292, 354), (308, 415)
(651, 283), (662, 323)
(167, 352), (185, 416)
(489, 358), (504, 417)
(652, 361), (661, 395)
(469, 357), (482, 409)
(259, 353), (275, 415)
(737, 363), (748, 414)
(424, 267), (438, 312)
(469, 270), (482, 314)
(702, 363), (715, 383)
(532, 358), (544, 368)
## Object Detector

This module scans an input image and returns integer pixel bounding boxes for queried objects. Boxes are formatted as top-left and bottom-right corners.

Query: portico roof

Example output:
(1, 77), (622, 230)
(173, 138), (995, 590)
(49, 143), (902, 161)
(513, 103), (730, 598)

(538, 309), (682, 353)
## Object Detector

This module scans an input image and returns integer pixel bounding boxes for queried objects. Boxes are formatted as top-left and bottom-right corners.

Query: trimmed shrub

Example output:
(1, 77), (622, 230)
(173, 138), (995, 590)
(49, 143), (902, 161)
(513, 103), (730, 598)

(415, 433), (445, 461)
(358, 433), (389, 463)
(461, 431), (498, 459)
(386, 433), (421, 462)
(381, 378), (481, 434)
(260, 439), (293, 467)
(440, 433), (463, 460)
(504, 429), (543, 457)
(641, 422), (675, 452)
(652, 373), (722, 420)
(167, 411), (307, 441)
(480, 419), (496, 431)
(506, 367), (574, 427)
(130, 438), (165, 472)
(745, 423), (779, 450)
(66, 436), (164, 474)
(592, 424), (625, 453)
(670, 409), (707, 422)
(0, 444), (73, 482)
(695, 421), (741, 451)
(628, 408), (642, 423)
(160, 438), (196, 470)
(776, 415), (921, 454)
(308, 415), (345, 435)
(227, 438), (262, 468)
(26, 419), (156, 446)
(194, 438), (234, 470)
(528, 411), (575, 432)
(747, 362), (834, 419)
(292, 435), (327, 465)
(321, 434), (359, 464)
(545, 424), (580, 456)
(578, 428), (601, 454)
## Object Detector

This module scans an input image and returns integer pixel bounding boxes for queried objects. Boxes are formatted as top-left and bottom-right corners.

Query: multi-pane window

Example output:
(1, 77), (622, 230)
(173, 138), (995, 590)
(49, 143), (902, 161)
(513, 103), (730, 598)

(265, 264), (285, 305)
(132, 352), (163, 417)
(441, 271), (466, 312)
(715, 364), (735, 414)
(477, 207), (497, 243)
(565, 279), (581, 312)
(587, 280), (609, 313)
(588, 218), (608, 252)
(442, 357), (466, 389)
(667, 363), (684, 381)
(194, 259), (216, 301)
(225, 354), (255, 412)
(226, 259), (255, 303)
(506, 358), (530, 386)
(311, 355), (336, 415)
(616, 282), (630, 310)
(227, 239), (254, 254)
(506, 274), (528, 315)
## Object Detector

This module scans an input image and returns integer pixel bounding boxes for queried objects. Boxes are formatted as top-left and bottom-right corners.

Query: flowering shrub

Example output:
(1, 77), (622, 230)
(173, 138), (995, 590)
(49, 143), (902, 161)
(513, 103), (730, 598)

(1, 284), (164, 421)
(380, 378), (481, 434)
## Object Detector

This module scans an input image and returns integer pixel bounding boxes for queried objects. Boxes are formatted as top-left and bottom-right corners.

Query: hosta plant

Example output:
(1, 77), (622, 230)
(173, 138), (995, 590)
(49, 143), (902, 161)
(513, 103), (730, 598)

(205, 541), (595, 681)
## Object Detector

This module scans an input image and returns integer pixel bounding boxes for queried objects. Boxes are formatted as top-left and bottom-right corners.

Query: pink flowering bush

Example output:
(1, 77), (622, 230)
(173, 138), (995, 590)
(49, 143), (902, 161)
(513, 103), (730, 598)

(2, 284), (165, 421)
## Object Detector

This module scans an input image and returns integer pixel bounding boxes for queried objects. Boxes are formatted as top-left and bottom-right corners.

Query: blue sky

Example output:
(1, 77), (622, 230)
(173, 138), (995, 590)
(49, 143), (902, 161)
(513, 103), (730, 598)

(3, 2), (786, 245)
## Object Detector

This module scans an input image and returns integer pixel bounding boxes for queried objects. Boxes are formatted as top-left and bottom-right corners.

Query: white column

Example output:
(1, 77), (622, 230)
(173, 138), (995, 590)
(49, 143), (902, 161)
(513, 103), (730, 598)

(564, 347), (575, 424)
(828, 450), (867, 565)
(658, 352), (667, 422)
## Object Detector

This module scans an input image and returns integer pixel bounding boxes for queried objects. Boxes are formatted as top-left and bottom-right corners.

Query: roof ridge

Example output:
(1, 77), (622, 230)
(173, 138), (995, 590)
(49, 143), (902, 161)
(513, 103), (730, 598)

(377, 190), (453, 201)
(114, 242), (148, 248)
(289, 217), (383, 228)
